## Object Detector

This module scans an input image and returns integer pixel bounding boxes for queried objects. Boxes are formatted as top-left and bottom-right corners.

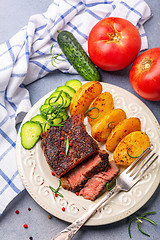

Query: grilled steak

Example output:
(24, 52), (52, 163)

(41, 126), (63, 177)
(41, 114), (99, 177)
(79, 163), (119, 201)
(61, 150), (109, 192)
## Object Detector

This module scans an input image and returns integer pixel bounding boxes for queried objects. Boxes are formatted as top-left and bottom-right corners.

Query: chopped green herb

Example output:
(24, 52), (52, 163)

(41, 91), (69, 127)
(85, 107), (100, 119)
(127, 148), (140, 158)
(50, 44), (66, 67)
(49, 180), (63, 198)
(106, 178), (116, 191)
(108, 121), (115, 129)
(65, 137), (69, 155)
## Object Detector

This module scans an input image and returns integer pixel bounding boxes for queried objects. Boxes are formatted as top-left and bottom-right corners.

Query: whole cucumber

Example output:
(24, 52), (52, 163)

(57, 30), (100, 81)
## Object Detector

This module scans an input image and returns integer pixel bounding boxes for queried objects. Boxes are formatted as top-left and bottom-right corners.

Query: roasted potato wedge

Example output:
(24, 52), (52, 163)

(91, 109), (126, 142)
(87, 92), (114, 126)
(70, 81), (102, 116)
(113, 131), (150, 167)
(106, 117), (141, 152)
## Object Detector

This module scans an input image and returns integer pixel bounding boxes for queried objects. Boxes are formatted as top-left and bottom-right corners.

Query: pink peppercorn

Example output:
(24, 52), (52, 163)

(55, 193), (58, 197)
(69, 142), (72, 147)
(75, 192), (79, 196)
(62, 207), (65, 212)
(15, 210), (19, 214)
(51, 171), (55, 176)
(23, 224), (28, 228)
(60, 137), (64, 141)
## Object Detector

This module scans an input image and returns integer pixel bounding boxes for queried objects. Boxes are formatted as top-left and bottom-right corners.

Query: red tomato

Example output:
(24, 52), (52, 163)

(88, 17), (141, 71)
(129, 48), (160, 101)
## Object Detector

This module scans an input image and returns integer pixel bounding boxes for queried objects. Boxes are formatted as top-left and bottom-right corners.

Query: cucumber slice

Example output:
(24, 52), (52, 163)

(58, 108), (69, 121)
(48, 107), (69, 121)
(20, 121), (42, 149)
(44, 91), (71, 107)
(65, 79), (82, 91)
(55, 86), (75, 98)
(52, 117), (63, 125)
(40, 104), (69, 122)
(31, 114), (50, 132)
(40, 104), (51, 117)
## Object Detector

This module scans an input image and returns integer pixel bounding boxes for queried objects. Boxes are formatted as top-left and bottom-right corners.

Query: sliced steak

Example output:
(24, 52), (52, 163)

(61, 150), (109, 192)
(79, 163), (119, 201)
(41, 114), (99, 177)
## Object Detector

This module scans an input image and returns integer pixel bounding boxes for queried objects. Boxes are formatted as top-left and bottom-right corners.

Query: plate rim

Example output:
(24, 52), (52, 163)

(16, 81), (160, 226)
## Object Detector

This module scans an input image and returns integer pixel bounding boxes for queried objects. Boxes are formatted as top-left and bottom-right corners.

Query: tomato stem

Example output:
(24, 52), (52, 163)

(141, 58), (152, 71)
(107, 29), (122, 43)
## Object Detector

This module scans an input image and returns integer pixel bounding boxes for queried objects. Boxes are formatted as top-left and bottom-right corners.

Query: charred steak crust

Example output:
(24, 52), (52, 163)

(41, 126), (65, 177)
(61, 150), (109, 192)
(41, 114), (99, 177)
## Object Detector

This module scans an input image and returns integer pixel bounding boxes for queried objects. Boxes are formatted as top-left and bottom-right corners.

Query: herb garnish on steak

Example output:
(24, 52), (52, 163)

(41, 114), (99, 177)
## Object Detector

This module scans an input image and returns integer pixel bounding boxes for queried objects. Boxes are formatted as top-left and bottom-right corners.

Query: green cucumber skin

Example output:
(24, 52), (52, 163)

(57, 31), (100, 82)
(20, 121), (42, 149)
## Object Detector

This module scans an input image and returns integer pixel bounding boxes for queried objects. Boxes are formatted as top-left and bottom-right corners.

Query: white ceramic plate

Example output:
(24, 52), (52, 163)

(16, 82), (160, 226)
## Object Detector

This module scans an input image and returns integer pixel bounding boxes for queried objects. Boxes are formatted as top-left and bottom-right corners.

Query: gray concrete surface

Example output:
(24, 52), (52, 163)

(0, 0), (160, 239)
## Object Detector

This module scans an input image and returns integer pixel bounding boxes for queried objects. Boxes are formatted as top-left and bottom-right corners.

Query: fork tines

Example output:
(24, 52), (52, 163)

(123, 147), (159, 181)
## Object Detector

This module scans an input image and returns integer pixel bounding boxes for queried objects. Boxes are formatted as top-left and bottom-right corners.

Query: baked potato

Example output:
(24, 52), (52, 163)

(70, 81), (102, 116)
(87, 92), (114, 126)
(106, 117), (141, 152)
(91, 109), (126, 142)
(113, 131), (150, 167)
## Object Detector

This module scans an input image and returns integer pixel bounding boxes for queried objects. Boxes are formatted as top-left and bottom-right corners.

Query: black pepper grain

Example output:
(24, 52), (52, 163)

(48, 214), (52, 219)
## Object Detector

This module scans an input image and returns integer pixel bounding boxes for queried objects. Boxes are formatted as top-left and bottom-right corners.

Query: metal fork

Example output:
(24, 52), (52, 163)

(51, 147), (159, 240)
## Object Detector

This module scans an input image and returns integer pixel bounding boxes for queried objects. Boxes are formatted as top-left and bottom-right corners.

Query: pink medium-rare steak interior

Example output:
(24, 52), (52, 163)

(79, 163), (119, 201)
(61, 150), (109, 192)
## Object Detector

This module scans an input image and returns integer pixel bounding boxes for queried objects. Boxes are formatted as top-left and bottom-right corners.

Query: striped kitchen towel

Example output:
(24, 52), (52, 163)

(0, 0), (152, 215)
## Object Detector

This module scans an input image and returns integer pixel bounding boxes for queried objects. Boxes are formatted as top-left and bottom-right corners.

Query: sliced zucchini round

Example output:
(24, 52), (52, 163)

(58, 108), (69, 121)
(40, 104), (69, 122)
(55, 86), (75, 98)
(65, 79), (82, 91)
(20, 121), (42, 149)
(44, 91), (71, 107)
(40, 104), (52, 118)
(31, 114), (50, 132)
(52, 117), (63, 125)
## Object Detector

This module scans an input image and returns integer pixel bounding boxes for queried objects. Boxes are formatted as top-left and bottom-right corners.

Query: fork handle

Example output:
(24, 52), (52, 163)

(51, 185), (121, 240)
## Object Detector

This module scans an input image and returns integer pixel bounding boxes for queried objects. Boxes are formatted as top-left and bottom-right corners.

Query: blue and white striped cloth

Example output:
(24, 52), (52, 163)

(0, 0), (152, 215)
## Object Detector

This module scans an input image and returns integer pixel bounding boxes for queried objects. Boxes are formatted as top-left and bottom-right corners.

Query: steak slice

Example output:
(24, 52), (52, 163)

(79, 163), (119, 201)
(41, 114), (99, 177)
(61, 150), (109, 192)
(41, 126), (64, 177)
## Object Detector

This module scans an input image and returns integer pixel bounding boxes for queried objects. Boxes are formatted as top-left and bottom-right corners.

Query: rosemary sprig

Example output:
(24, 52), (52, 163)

(137, 221), (150, 237)
(49, 180), (63, 198)
(108, 121), (115, 129)
(85, 107), (100, 119)
(128, 211), (157, 238)
(127, 148), (141, 158)
(65, 137), (69, 155)
(41, 91), (69, 128)
(50, 44), (66, 67)
(106, 178), (116, 191)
